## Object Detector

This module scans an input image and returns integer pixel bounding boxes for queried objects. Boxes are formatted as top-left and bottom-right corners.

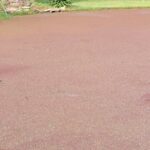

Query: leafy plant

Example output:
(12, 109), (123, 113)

(50, 0), (71, 8)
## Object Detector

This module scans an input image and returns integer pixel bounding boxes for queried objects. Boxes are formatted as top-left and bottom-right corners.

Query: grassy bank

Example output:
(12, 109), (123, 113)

(1, 0), (150, 20)
(71, 0), (150, 10)
(0, 12), (10, 20)
(0, 10), (35, 20)
(33, 0), (150, 11)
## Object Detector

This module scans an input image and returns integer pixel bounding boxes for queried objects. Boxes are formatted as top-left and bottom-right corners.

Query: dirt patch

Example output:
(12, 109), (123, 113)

(0, 10), (150, 150)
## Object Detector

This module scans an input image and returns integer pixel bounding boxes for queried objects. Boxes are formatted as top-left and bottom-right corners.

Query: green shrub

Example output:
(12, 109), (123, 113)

(50, 0), (71, 7)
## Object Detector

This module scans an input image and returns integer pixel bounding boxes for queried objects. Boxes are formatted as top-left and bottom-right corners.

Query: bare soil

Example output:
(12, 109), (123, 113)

(0, 9), (150, 150)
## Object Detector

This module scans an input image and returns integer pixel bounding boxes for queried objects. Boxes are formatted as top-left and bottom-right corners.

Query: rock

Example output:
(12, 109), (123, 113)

(33, 6), (66, 13)
(21, 6), (30, 11)
(5, 0), (31, 13)
(6, 7), (19, 13)
(9, 2), (20, 7)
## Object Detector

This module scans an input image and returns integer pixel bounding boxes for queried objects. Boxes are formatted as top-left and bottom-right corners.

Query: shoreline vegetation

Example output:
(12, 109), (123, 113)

(1, 0), (150, 20)
(71, 0), (150, 11)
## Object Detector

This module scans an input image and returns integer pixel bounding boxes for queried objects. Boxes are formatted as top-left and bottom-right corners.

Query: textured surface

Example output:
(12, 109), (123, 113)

(0, 9), (150, 150)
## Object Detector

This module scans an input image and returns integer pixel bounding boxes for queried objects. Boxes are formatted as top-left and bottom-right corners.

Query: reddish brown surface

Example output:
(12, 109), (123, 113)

(0, 9), (150, 150)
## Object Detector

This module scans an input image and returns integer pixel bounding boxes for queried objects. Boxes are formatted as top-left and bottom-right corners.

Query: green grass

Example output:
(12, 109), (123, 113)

(33, 1), (52, 9)
(0, 11), (34, 20)
(0, 12), (11, 20)
(71, 0), (150, 10)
